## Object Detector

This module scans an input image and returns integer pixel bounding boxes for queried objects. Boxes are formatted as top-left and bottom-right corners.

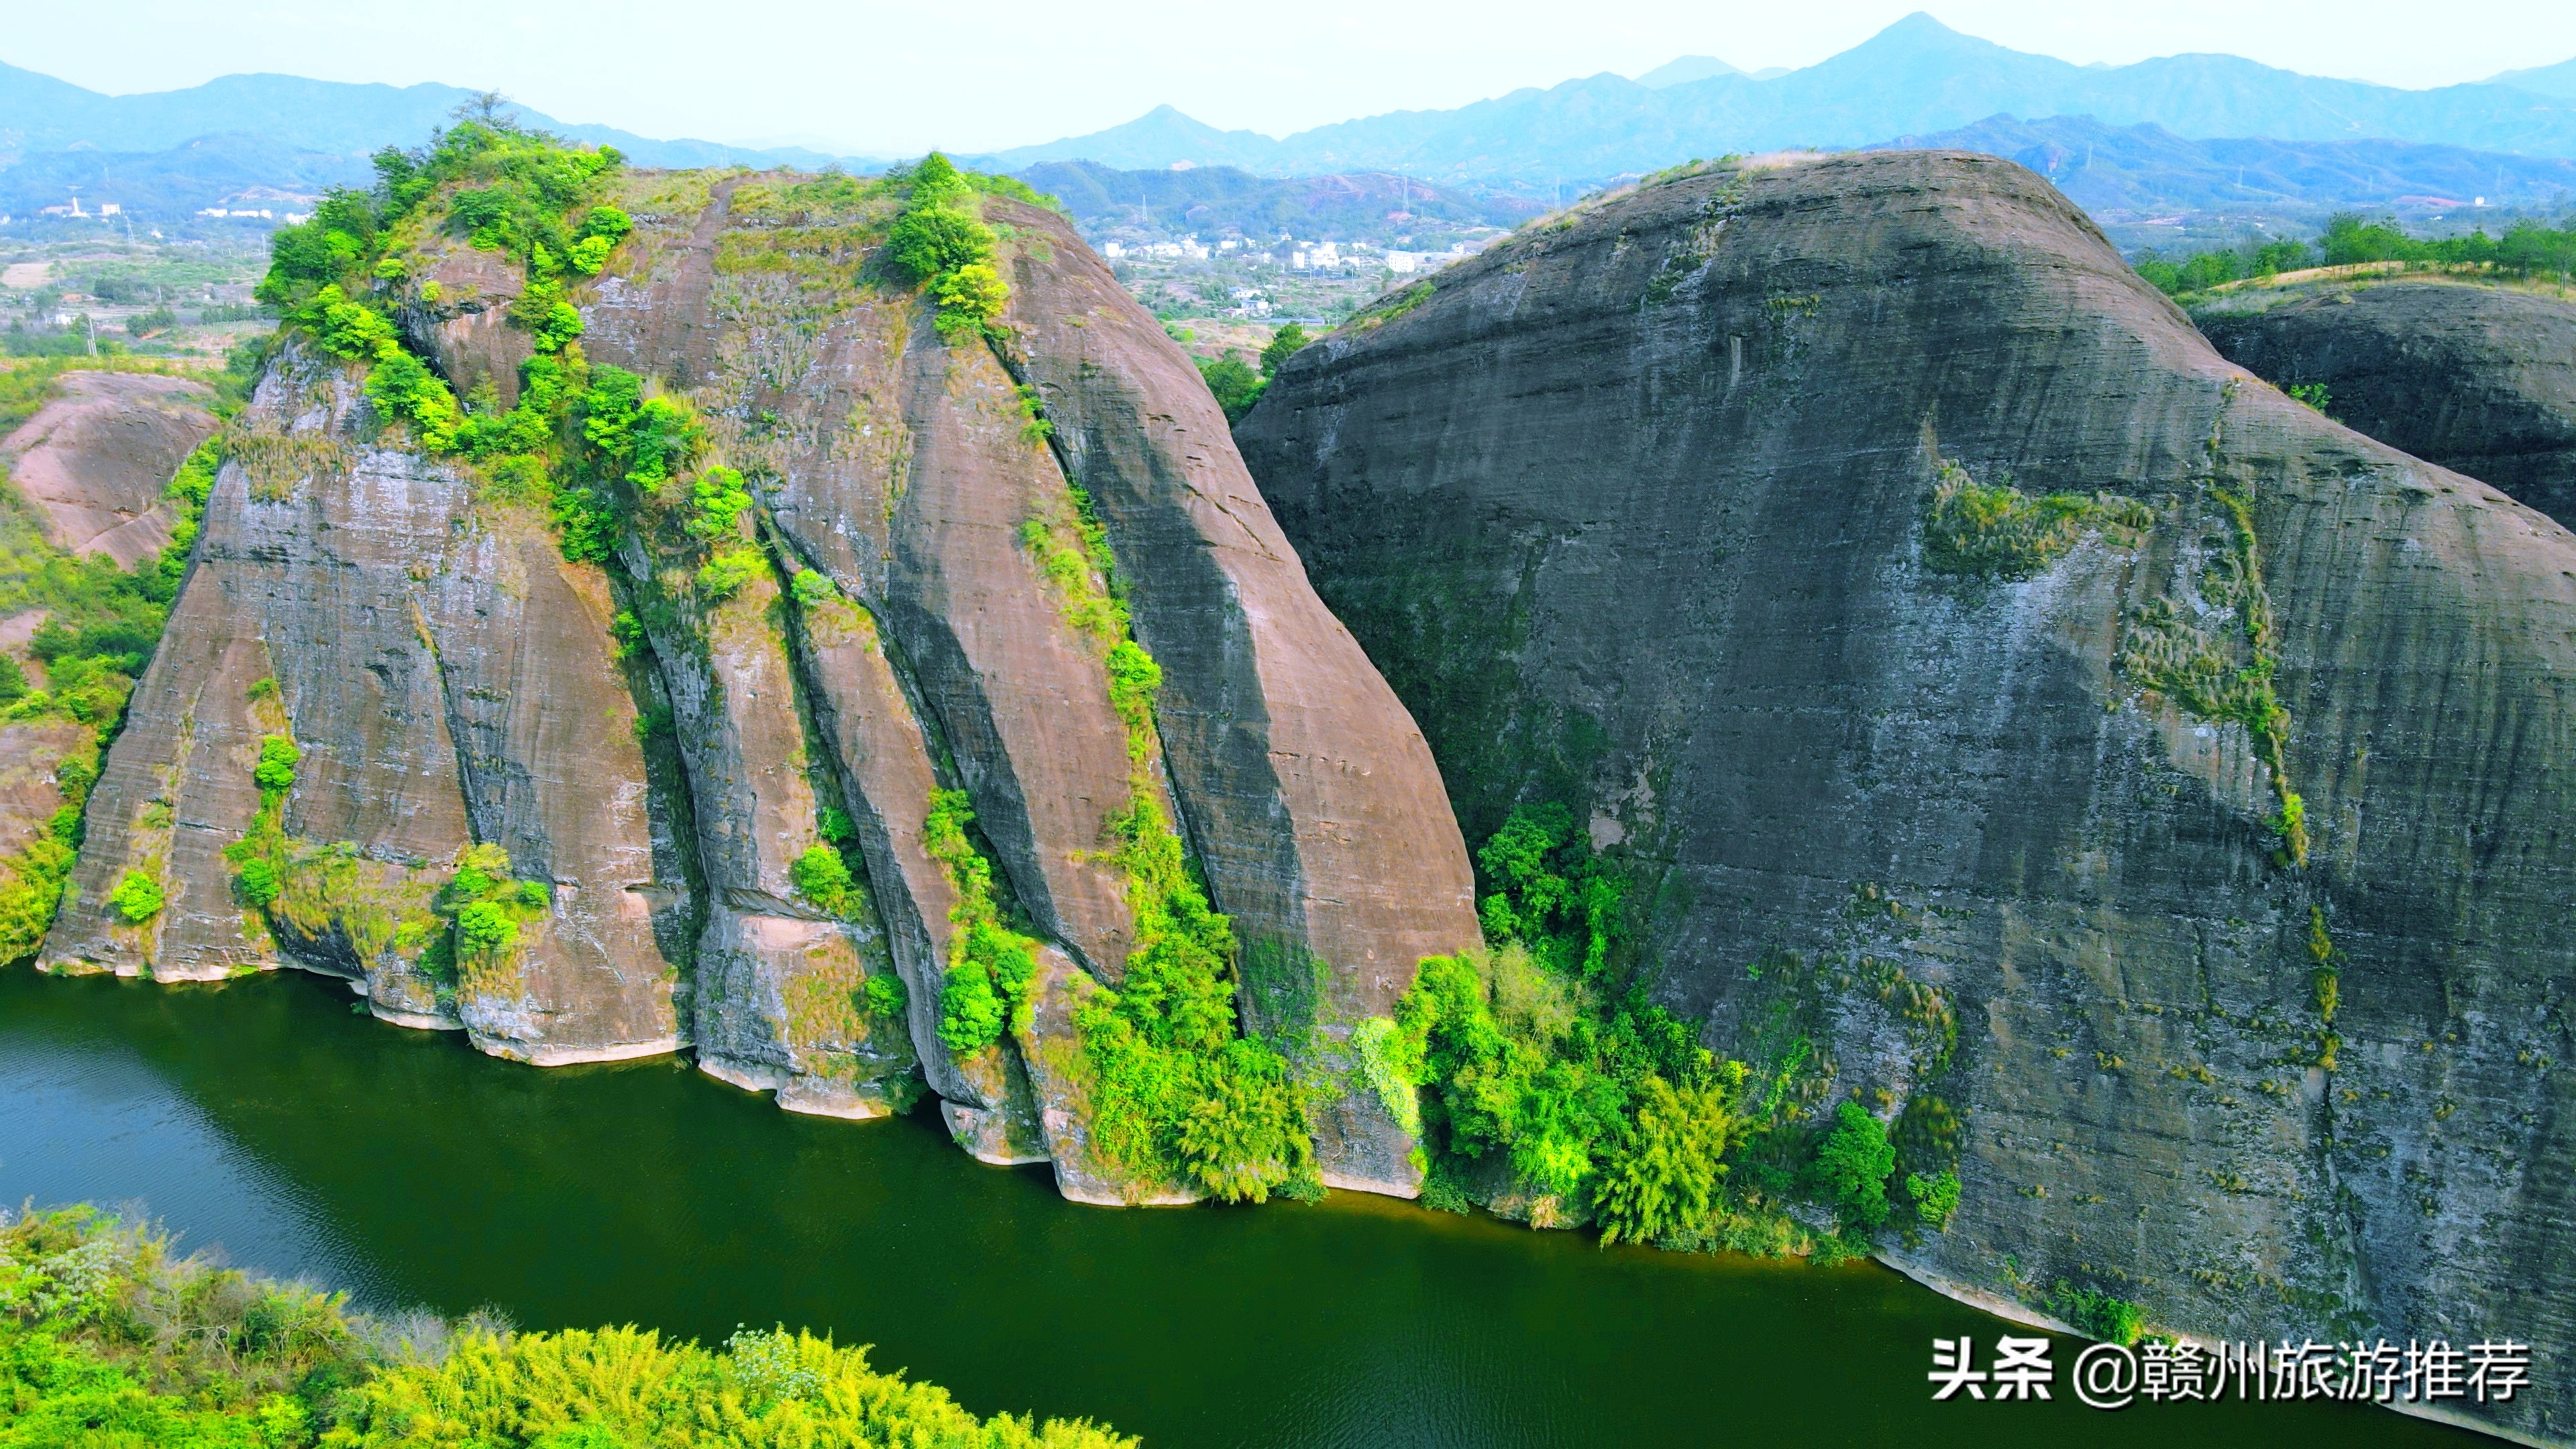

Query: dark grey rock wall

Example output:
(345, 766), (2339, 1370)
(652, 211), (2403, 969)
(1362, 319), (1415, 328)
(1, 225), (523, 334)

(2198, 281), (2576, 529)
(1240, 150), (2576, 1444)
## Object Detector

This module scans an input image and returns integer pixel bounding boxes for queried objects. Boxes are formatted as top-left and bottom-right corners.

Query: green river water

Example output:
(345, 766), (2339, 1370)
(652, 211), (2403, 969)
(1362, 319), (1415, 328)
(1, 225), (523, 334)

(0, 967), (2477, 1448)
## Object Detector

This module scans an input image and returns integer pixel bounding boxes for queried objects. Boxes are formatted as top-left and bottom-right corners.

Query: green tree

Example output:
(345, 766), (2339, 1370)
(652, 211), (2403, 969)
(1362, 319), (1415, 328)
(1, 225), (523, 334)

(254, 734), (301, 796)
(930, 262), (1009, 337)
(1904, 1169), (1962, 1230)
(1195, 353), (1264, 423)
(1259, 323), (1309, 377)
(792, 843), (855, 916)
(1811, 1100), (1897, 1231)
(1596, 1067), (1745, 1244)
(883, 207), (994, 287)
(455, 900), (519, 959)
(109, 870), (163, 924)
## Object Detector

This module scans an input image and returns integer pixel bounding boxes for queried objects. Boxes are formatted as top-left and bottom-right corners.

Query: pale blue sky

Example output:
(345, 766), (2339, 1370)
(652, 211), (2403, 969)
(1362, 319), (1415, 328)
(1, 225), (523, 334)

(11, 1), (2576, 155)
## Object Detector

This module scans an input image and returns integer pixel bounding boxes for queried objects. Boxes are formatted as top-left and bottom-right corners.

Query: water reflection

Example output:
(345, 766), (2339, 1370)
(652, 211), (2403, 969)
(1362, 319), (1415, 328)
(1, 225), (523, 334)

(0, 968), (2475, 1449)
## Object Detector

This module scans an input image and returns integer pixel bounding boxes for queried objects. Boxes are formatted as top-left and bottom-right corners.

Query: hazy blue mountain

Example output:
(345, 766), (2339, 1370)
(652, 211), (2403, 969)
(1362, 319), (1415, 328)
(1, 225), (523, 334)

(0, 133), (369, 218)
(1635, 57), (1743, 88)
(975, 13), (2576, 186)
(1015, 158), (1542, 241)
(0, 61), (883, 170)
(2492, 56), (2576, 99)
(969, 104), (1287, 172)
(1871, 114), (2576, 215)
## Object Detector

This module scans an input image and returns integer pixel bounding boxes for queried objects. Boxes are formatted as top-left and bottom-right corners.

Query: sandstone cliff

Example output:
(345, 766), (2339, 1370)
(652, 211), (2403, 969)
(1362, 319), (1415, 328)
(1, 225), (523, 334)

(0, 370), (217, 568)
(1240, 151), (2576, 1442)
(2197, 280), (2576, 530)
(40, 141), (1476, 1208)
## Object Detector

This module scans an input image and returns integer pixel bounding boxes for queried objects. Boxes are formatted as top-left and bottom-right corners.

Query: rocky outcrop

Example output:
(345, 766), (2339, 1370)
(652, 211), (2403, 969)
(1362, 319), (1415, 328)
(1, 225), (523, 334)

(994, 225), (1480, 1193)
(47, 342), (686, 1064)
(578, 173), (1477, 1195)
(2197, 280), (2576, 530)
(0, 370), (216, 567)
(1240, 151), (2576, 1441)
(0, 723), (83, 861)
(46, 166), (1474, 1208)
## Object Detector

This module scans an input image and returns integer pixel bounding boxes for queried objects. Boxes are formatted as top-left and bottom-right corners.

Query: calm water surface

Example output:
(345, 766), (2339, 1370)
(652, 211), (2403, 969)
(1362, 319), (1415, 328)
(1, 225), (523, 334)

(0, 967), (2475, 1448)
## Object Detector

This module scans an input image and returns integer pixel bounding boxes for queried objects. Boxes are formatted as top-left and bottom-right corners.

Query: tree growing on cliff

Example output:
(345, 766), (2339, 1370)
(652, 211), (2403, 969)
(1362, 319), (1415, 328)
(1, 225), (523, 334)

(1810, 1100), (1897, 1232)
(884, 153), (1012, 340)
(109, 869), (163, 924)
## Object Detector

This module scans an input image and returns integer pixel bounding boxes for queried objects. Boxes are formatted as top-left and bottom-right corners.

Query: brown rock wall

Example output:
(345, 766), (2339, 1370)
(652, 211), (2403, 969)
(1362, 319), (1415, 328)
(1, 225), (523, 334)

(987, 199), (1479, 1191)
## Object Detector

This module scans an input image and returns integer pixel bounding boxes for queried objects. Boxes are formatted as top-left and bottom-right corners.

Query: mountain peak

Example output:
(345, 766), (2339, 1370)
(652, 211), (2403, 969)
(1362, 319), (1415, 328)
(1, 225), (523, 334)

(1635, 56), (1743, 89)
(1884, 11), (1964, 38)
(1856, 11), (1998, 56)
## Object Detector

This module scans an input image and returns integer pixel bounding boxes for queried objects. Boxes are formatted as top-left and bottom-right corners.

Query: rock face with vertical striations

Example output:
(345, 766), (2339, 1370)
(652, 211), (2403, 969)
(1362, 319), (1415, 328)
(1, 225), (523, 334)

(47, 344), (686, 1064)
(39, 156), (1476, 1210)
(2196, 280), (2576, 529)
(1238, 150), (2576, 1442)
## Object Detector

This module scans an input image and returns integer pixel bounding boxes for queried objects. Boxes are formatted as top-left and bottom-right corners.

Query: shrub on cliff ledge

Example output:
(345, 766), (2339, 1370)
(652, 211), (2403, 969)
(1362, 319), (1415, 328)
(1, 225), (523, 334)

(1921, 461), (2151, 580)
(109, 869), (164, 924)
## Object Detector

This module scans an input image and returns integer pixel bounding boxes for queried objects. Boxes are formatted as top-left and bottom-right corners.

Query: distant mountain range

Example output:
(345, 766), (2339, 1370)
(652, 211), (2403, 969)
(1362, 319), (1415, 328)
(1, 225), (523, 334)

(2492, 56), (2576, 98)
(0, 133), (368, 220)
(1877, 115), (2576, 217)
(965, 13), (2576, 188)
(0, 62), (881, 172)
(1634, 57), (1792, 88)
(5, 14), (2576, 244)
(1020, 160), (1540, 243)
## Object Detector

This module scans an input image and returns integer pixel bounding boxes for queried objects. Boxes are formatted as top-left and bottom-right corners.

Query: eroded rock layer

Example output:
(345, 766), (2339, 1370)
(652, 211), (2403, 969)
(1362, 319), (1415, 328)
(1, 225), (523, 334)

(1238, 150), (2576, 1441)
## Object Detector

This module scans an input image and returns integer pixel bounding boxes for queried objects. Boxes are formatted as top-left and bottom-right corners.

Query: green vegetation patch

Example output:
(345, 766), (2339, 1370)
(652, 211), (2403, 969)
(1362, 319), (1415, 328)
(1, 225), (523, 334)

(922, 788), (1040, 1057)
(1346, 281), (1433, 331)
(1192, 322), (1312, 428)
(1375, 806), (1734, 1238)
(0, 364), (246, 965)
(2115, 416), (2307, 865)
(883, 153), (1012, 342)
(1373, 813), (1966, 1260)
(2049, 1279), (2150, 1346)
(223, 725), (544, 998)
(0, 737), (97, 965)
(256, 115), (651, 564)
(2138, 211), (2576, 297)
(1012, 454), (1313, 1202)
(0, 1201), (1132, 1448)
(1921, 460), (2152, 581)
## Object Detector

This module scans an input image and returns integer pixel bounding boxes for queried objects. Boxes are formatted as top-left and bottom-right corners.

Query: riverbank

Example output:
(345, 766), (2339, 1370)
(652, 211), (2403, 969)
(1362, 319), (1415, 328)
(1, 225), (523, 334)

(0, 1203), (1131, 1446)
